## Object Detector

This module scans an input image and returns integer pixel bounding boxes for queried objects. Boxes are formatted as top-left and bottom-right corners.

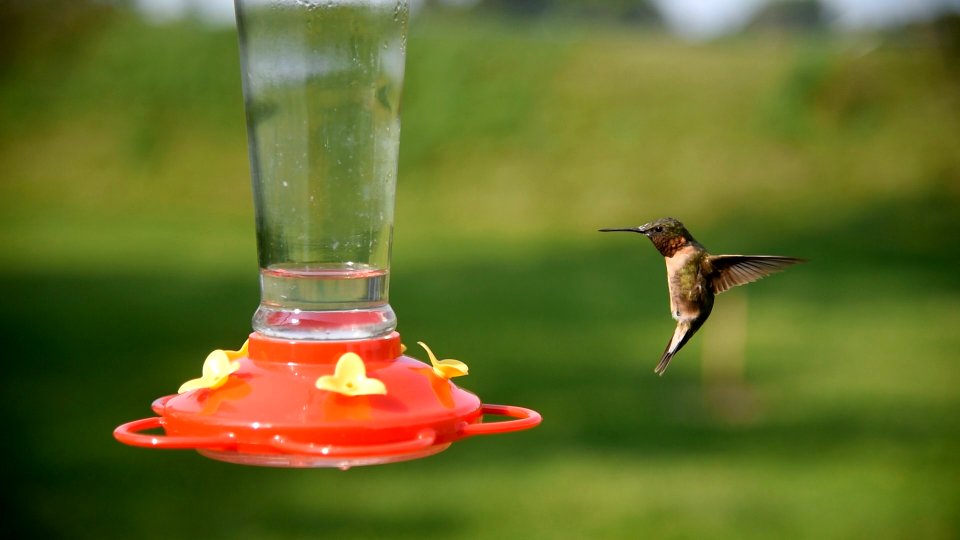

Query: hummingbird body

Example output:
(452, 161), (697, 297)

(601, 217), (804, 375)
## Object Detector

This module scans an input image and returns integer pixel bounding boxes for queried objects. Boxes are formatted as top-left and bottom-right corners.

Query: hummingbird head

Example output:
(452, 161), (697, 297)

(599, 217), (694, 257)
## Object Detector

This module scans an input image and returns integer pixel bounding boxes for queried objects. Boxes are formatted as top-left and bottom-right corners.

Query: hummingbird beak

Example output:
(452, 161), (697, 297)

(598, 227), (648, 235)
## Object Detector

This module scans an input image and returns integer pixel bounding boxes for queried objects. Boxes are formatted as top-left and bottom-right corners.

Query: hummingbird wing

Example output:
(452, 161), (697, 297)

(708, 255), (805, 294)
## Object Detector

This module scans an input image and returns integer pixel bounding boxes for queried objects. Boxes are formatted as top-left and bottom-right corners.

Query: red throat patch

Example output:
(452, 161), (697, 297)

(653, 236), (687, 257)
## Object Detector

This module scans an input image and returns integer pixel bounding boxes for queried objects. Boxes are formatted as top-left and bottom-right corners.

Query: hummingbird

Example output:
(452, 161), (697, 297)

(600, 217), (804, 375)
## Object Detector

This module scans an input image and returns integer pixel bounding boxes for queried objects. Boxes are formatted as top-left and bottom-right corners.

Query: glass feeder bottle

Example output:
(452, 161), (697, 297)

(236, 0), (408, 340)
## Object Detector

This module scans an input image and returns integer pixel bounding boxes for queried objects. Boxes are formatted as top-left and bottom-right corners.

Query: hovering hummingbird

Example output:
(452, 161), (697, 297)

(600, 217), (804, 375)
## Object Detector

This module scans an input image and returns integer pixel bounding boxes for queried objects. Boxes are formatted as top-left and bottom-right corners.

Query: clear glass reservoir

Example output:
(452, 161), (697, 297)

(235, 0), (408, 340)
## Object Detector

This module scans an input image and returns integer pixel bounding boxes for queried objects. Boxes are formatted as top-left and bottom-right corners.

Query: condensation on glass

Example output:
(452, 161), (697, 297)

(235, 0), (409, 339)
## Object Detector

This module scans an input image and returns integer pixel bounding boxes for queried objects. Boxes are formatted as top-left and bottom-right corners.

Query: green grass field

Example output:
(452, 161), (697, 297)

(2, 10), (958, 539)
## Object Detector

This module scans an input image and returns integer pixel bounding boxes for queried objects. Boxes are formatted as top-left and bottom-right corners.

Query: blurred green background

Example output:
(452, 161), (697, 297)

(2, 1), (959, 538)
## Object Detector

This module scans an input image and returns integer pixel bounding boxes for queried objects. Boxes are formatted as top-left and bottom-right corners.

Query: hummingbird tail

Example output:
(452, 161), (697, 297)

(654, 350), (675, 376)
(655, 319), (703, 376)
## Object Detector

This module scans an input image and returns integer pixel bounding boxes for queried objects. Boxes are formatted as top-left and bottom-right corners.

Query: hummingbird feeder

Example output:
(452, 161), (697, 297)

(113, 0), (540, 468)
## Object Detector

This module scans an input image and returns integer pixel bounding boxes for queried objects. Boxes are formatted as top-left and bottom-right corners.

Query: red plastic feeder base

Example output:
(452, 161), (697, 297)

(114, 332), (541, 468)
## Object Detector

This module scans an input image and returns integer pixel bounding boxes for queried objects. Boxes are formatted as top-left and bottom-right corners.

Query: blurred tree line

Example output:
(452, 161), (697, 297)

(1, 0), (958, 77)
(0, 0), (116, 70)
(470, 0), (662, 25)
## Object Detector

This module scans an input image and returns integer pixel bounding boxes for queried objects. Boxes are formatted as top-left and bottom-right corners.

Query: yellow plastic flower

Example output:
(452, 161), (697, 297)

(418, 341), (469, 379)
(315, 352), (387, 397)
(178, 340), (248, 394)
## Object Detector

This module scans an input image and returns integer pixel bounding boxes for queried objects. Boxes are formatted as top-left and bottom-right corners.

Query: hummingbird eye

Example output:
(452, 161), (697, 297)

(655, 226), (663, 233)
